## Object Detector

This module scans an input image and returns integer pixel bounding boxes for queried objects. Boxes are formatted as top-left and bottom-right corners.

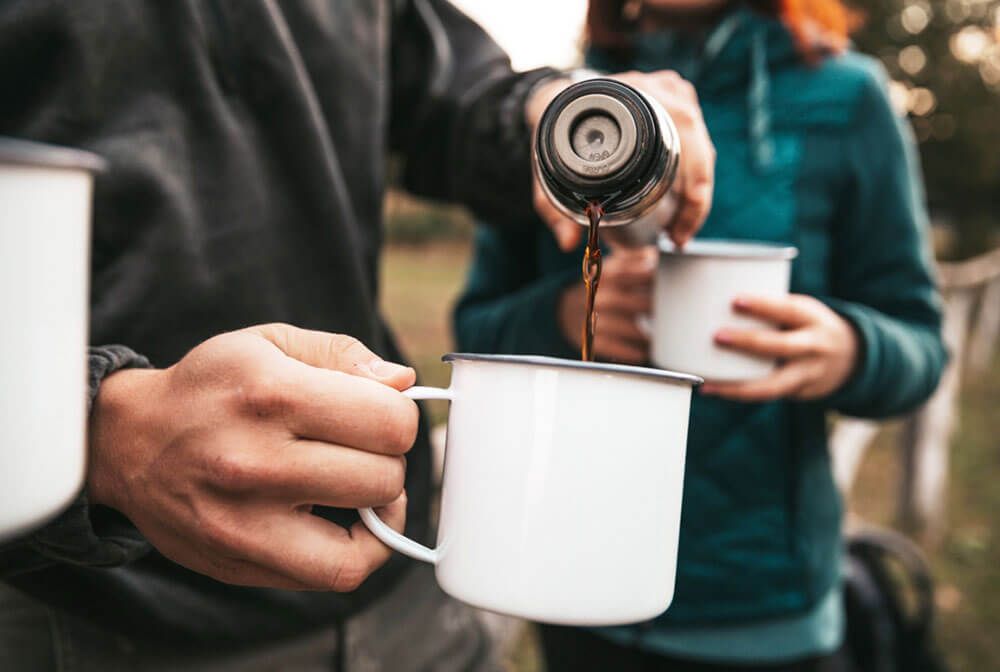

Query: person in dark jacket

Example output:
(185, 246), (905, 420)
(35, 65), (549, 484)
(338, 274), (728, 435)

(454, 0), (947, 670)
(0, 1), (715, 669)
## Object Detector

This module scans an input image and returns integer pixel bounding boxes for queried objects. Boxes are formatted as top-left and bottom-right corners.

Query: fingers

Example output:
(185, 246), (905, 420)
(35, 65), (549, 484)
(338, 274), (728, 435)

(669, 105), (715, 247)
(535, 180), (582, 251)
(594, 337), (648, 364)
(249, 324), (416, 391)
(601, 248), (657, 286)
(260, 440), (407, 508)
(590, 313), (650, 364)
(714, 327), (816, 360)
(732, 295), (816, 328)
(245, 361), (419, 455)
(700, 363), (809, 402)
(150, 531), (316, 591)
(596, 288), (652, 315)
(660, 74), (714, 247)
(595, 313), (650, 346)
(616, 70), (714, 246)
(594, 332), (648, 363)
(227, 495), (406, 592)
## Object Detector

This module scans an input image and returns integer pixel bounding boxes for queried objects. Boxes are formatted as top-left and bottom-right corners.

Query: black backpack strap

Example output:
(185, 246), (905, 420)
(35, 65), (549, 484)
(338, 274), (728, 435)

(845, 527), (947, 672)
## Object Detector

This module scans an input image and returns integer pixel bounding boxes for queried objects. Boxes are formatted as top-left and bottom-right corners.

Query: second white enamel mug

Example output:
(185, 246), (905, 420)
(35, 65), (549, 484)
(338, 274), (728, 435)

(652, 238), (798, 382)
(0, 138), (104, 542)
(360, 353), (700, 625)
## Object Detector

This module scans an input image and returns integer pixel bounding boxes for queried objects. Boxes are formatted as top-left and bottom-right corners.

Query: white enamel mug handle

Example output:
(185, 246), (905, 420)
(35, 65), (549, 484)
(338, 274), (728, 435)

(358, 385), (452, 565)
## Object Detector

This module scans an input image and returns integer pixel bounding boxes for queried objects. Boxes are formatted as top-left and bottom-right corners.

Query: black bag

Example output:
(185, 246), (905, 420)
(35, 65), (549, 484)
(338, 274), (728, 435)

(839, 527), (948, 672)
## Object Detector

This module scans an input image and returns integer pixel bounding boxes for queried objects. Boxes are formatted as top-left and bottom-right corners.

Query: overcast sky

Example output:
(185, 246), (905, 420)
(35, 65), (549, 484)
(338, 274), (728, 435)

(450, 0), (588, 70)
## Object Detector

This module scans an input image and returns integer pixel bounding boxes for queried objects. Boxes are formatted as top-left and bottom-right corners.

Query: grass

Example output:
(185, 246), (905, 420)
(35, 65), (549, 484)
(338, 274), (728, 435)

(850, 357), (1000, 671)
(380, 237), (999, 672)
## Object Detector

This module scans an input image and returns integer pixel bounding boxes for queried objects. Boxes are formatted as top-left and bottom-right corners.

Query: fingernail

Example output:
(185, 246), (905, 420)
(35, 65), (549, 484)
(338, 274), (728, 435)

(367, 359), (409, 378)
(699, 384), (715, 395)
(733, 297), (750, 310)
(715, 330), (733, 345)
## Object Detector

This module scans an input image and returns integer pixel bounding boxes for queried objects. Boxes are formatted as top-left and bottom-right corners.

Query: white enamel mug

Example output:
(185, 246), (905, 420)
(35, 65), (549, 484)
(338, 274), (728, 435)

(652, 238), (798, 382)
(0, 138), (105, 541)
(360, 353), (700, 625)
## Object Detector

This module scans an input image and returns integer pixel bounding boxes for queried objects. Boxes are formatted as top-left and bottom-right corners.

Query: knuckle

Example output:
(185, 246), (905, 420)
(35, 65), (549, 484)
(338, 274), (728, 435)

(206, 450), (264, 492)
(670, 102), (697, 125)
(239, 371), (291, 420)
(199, 512), (247, 556)
(329, 553), (369, 592)
(791, 295), (815, 312)
(683, 83), (699, 104)
(375, 396), (419, 454)
(373, 457), (407, 503)
(328, 334), (368, 367)
(683, 184), (712, 209)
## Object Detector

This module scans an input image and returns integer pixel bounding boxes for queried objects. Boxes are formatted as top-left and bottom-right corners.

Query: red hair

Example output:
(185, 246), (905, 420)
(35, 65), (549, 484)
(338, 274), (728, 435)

(587, 0), (853, 62)
(773, 0), (851, 59)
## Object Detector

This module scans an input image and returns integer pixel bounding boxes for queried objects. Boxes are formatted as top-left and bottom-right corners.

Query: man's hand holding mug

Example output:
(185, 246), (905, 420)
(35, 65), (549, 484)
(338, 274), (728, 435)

(88, 324), (417, 591)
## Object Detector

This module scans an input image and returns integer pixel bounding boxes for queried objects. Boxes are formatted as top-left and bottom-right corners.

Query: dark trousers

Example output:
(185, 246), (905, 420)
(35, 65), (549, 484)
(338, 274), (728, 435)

(0, 565), (499, 672)
(540, 624), (851, 672)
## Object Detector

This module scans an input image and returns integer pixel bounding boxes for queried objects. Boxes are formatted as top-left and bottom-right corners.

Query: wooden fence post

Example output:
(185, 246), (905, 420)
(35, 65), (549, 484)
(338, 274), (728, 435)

(830, 246), (1000, 543)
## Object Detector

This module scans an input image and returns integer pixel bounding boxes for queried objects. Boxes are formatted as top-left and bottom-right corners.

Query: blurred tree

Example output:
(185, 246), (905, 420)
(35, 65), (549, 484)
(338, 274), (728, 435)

(851, 0), (1000, 258)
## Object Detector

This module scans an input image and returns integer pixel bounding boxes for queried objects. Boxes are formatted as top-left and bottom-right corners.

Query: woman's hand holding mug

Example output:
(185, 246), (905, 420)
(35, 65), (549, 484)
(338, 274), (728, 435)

(701, 294), (860, 401)
(558, 246), (658, 364)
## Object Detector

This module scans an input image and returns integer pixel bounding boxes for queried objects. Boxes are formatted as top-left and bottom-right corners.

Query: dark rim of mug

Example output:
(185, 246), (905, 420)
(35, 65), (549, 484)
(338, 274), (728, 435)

(658, 236), (798, 261)
(0, 137), (107, 173)
(442, 353), (703, 387)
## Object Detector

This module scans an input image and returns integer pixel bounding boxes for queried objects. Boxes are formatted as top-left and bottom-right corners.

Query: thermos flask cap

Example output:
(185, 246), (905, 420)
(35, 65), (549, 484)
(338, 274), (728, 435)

(536, 78), (662, 202)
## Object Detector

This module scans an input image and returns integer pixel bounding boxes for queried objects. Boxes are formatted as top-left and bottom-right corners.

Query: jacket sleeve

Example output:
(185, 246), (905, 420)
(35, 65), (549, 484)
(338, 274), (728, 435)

(821, 67), (947, 418)
(389, 0), (559, 223)
(0, 346), (152, 579)
(454, 225), (580, 358)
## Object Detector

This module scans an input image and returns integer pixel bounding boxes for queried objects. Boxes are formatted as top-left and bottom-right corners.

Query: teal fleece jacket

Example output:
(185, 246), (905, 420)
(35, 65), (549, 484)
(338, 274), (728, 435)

(453, 11), (946, 628)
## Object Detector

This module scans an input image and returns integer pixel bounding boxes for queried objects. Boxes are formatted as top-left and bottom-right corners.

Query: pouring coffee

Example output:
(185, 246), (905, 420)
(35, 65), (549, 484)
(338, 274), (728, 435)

(534, 78), (682, 361)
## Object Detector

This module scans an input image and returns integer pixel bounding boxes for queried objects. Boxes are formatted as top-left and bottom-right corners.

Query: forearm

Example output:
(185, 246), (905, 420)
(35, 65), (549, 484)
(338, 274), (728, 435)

(389, 0), (560, 222)
(401, 67), (558, 222)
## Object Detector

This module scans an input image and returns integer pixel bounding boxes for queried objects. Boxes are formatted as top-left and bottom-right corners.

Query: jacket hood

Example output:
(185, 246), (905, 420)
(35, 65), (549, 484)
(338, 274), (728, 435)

(587, 7), (804, 171)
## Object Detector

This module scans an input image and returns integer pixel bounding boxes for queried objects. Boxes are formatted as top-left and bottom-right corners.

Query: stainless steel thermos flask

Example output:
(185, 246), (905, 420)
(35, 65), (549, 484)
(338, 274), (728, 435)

(533, 78), (681, 246)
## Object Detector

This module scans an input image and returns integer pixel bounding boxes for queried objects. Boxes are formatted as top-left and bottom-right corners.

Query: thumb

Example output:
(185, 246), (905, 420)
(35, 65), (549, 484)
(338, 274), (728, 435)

(248, 323), (416, 391)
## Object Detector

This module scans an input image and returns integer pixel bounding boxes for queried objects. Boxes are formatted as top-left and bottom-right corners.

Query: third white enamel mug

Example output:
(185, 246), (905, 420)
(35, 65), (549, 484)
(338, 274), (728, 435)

(652, 238), (798, 382)
(0, 138), (104, 541)
(360, 353), (700, 625)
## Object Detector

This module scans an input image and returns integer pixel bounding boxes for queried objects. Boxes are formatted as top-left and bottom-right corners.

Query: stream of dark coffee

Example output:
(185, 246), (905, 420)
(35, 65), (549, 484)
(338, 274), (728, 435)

(581, 202), (604, 361)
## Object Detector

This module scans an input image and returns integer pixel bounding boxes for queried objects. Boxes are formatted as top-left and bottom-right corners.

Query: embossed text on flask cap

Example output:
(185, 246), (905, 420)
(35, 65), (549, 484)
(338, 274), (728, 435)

(552, 94), (638, 178)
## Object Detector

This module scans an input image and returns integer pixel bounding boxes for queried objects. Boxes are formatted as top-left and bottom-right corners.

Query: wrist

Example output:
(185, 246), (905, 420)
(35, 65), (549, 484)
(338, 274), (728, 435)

(837, 315), (863, 390)
(525, 76), (572, 129)
(87, 367), (164, 511)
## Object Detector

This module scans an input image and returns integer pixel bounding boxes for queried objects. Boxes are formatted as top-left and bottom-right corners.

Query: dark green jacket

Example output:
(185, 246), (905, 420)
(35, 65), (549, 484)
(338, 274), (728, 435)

(453, 12), (946, 626)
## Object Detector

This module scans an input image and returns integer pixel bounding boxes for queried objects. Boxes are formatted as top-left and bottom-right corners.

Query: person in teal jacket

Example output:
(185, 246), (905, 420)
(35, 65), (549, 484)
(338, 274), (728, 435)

(453, 1), (947, 670)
